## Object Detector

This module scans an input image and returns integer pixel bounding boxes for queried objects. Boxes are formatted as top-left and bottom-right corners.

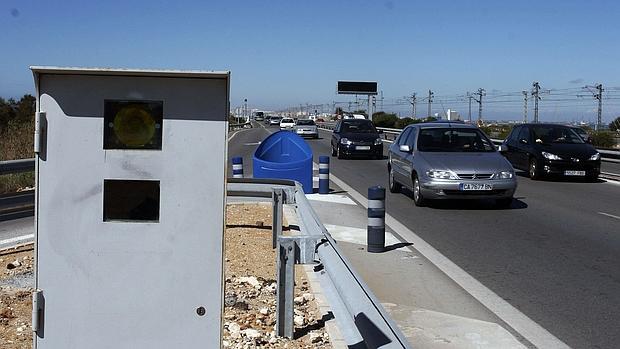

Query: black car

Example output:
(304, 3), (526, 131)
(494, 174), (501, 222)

(500, 123), (601, 180)
(331, 119), (383, 159)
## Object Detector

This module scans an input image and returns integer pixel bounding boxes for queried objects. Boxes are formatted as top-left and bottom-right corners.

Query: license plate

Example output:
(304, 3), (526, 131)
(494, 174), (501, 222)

(356, 146), (370, 150)
(564, 170), (585, 176)
(460, 183), (493, 191)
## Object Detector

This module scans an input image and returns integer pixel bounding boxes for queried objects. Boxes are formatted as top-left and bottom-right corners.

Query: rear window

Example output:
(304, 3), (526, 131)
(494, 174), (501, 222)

(341, 121), (377, 133)
(281, 118), (294, 123)
(418, 128), (495, 152)
(296, 120), (316, 126)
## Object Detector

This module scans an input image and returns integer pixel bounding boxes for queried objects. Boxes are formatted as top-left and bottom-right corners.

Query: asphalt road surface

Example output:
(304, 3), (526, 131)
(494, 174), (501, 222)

(228, 123), (620, 349)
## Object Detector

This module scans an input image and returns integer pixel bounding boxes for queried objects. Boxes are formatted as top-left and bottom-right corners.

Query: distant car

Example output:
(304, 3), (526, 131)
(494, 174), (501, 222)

(387, 122), (517, 207)
(500, 123), (600, 180)
(331, 119), (383, 159)
(294, 119), (318, 138)
(264, 115), (271, 124)
(279, 118), (295, 130)
(269, 116), (282, 126)
(569, 126), (592, 144)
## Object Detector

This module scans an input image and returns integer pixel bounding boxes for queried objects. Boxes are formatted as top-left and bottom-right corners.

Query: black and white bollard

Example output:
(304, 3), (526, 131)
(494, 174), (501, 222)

(318, 156), (330, 194)
(232, 156), (243, 178)
(367, 186), (386, 253)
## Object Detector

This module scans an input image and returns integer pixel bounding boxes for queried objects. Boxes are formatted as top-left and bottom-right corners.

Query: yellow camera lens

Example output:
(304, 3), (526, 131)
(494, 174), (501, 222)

(113, 105), (156, 147)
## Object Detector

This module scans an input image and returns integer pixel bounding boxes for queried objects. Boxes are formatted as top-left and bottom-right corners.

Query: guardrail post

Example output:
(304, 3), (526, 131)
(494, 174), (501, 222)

(367, 186), (386, 253)
(318, 156), (330, 194)
(272, 188), (283, 249)
(276, 238), (296, 338)
(232, 156), (243, 178)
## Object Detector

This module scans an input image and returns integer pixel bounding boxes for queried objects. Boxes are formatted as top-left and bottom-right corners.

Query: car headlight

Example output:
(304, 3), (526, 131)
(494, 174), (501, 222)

(374, 138), (383, 145)
(495, 171), (514, 179)
(426, 170), (458, 179)
(340, 138), (352, 145)
(589, 153), (600, 161)
(542, 151), (562, 160)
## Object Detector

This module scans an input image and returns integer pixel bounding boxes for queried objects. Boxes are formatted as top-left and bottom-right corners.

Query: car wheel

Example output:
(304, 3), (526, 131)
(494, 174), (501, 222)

(495, 197), (512, 208)
(529, 158), (541, 180)
(337, 146), (345, 159)
(412, 174), (426, 207)
(331, 146), (337, 157)
(388, 167), (402, 193)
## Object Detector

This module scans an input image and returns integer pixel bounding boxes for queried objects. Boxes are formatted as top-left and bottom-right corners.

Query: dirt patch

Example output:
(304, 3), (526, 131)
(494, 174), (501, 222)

(0, 204), (331, 348)
(0, 248), (34, 348)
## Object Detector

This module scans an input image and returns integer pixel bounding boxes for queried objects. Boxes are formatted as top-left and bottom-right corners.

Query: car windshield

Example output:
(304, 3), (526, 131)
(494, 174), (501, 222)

(532, 126), (584, 144)
(296, 120), (315, 126)
(417, 128), (496, 152)
(341, 121), (377, 133)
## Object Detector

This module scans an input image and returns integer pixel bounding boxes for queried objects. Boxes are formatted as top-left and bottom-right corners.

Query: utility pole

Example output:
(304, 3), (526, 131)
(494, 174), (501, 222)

(380, 90), (384, 112)
(532, 82), (541, 123)
(595, 83), (603, 131)
(243, 98), (248, 123)
(467, 92), (472, 122)
(522, 90), (528, 123)
(473, 88), (485, 124)
(408, 93), (417, 118)
(427, 89), (434, 117)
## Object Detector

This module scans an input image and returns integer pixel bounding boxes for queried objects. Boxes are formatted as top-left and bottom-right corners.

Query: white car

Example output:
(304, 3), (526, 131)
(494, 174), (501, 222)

(294, 119), (319, 138)
(279, 118), (295, 130)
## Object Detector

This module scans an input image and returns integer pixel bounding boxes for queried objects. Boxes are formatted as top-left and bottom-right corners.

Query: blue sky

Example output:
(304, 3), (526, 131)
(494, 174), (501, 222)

(2, 0), (620, 122)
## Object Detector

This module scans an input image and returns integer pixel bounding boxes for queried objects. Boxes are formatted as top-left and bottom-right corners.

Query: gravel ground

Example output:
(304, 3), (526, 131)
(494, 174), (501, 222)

(0, 203), (331, 348)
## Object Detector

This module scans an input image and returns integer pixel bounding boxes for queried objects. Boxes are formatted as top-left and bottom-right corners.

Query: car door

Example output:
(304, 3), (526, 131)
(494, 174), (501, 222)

(503, 126), (519, 165)
(390, 127), (412, 184)
(331, 121), (342, 149)
(401, 127), (418, 187)
(514, 126), (532, 170)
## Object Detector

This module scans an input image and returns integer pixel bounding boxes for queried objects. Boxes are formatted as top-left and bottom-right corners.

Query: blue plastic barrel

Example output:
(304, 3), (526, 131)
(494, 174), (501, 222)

(253, 131), (313, 193)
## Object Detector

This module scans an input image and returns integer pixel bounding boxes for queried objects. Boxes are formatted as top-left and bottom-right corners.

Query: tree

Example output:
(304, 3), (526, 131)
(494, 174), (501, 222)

(610, 116), (620, 131)
(372, 112), (398, 128)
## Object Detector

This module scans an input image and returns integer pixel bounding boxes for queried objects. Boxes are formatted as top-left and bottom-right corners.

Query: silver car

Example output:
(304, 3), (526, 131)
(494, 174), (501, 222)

(387, 122), (517, 207)
(294, 119), (319, 138)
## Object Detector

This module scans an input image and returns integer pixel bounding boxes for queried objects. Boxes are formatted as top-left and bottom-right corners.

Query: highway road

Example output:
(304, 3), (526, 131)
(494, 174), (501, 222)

(229, 123), (620, 349)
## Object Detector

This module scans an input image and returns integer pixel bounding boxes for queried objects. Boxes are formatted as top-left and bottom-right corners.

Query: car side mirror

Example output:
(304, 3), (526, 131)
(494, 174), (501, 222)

(399, 144), (412, 153)
(498, 144), (508, 152)
(586, 138), (593, 144)
(519, 138), (528, 145)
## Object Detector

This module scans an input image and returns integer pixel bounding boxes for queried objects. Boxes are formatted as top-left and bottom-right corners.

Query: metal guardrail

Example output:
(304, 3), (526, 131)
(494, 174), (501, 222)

(209, 178), (413, 347)
(316, 122), (620, 162)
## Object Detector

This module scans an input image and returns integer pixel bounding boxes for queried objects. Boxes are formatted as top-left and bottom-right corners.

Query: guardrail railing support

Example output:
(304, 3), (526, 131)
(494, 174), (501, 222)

(276, 237), (296, 338)
(272, 188), (283, 249)
(367, 186), (386, 253)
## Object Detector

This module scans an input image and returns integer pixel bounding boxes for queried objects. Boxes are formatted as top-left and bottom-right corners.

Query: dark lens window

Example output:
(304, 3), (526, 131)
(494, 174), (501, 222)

(103, 180), (160, 222)
(104, 100), (163, 149)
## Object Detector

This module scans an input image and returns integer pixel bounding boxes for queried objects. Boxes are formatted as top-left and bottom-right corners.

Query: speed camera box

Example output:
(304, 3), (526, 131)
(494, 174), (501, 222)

(31, 67), (229, 348)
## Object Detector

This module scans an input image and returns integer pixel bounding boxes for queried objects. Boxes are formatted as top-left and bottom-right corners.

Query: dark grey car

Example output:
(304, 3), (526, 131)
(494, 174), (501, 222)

(387, 122), (517, 207)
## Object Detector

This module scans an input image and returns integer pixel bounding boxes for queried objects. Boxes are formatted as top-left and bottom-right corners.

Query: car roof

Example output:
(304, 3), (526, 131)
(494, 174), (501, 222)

(341, 118), (371, 123)
(411, 121), (477, 129)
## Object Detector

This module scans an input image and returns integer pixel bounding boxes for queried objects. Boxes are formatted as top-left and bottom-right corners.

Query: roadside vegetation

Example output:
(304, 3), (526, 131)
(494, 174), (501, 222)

(0, 95), (35, 193)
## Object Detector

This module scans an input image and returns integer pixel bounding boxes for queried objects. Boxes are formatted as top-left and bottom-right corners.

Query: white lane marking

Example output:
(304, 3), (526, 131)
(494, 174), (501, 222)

(244, 142), (261, 146)
(306, 193), (357, 206)
(228, 127), (252, 142)
(598, 212), (620, 220)
(324, 168), (570, 349)
(323, 224), (401, 247)
(0, 233), (34, 246)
